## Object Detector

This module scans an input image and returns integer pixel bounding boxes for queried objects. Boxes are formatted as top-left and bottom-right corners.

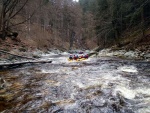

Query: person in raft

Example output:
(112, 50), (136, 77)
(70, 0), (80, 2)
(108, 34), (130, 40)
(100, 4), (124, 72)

(69, 54), (73, 60)
(85, 54), (88, 59)
(80, 54), (88, 59)
(74, 55), (78, 60)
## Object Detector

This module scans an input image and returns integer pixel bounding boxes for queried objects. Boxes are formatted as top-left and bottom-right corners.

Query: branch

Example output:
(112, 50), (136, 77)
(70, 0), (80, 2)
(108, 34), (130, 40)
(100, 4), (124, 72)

(9, 0), (29, 20)
(3, 0), (11, 11)
(8, 10), (36, 27)
(8, 0), (19, 17)
(5, 0), (18, 14)
(8, 4), (45, 28)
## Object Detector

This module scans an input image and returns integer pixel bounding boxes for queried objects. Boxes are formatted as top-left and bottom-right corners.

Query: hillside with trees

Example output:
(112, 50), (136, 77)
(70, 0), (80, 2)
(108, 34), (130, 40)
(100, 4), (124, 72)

(0, 0), (150, 51)
(79, 0), (150, 49)
(0, 0), (85, 50)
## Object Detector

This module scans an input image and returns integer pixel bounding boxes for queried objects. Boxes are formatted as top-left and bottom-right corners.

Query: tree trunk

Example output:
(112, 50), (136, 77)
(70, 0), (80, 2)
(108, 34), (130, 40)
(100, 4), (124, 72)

(1, 30), (6, 40)
(69, 31), (75, 50)
(0, 1), (7, 40)
(141, 7), (145, 37)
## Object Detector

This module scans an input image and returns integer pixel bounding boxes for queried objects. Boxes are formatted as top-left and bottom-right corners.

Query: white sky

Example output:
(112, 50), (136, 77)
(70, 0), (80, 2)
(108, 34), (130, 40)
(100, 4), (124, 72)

(73, 0), (79, 2)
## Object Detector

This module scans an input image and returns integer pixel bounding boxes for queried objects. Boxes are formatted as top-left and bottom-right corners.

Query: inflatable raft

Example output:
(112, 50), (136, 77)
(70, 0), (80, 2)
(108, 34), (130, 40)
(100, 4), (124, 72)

(68, 58), (87, 62)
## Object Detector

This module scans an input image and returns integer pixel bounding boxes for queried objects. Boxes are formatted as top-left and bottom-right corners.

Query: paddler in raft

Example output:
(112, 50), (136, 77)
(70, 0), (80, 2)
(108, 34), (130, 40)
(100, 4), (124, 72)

(69, 54), (73, 61)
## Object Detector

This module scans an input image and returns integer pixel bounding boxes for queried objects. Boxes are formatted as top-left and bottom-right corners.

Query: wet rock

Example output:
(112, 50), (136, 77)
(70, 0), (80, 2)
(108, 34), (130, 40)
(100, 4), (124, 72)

(144, 53), (150, 59)
(89, 51), (98, 57)
(79, 100), (93, 109)
(65, 109), (79, 113)
(97, 48), (150, 60)
(107, 97), (123, 112)
(40, 101), (54, 110)
(53, 99), (75, 106)
(49, 106), (63, 113)
(33, 55), (41, 58)
(50, 49), (62, 54)
(0, 78), (7, 89)
(91, 108), (102, 113)
(72, 67), (78, 70)
(98, 49), (111, 57)
(0, 102), (13, 112)
(121, 108), (134, 113)
(86, 90), (102, 100)
(111, 103), (120, 112)
(124, 51), (138, 58)
(92, 97), (106, 107)
(0, 93), (14, 101)
(93, 90), (102, 96)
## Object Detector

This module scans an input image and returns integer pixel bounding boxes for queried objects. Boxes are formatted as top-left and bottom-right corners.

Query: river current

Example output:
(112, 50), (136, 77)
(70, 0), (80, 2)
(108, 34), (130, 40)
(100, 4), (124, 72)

(0, 53), (150, 113)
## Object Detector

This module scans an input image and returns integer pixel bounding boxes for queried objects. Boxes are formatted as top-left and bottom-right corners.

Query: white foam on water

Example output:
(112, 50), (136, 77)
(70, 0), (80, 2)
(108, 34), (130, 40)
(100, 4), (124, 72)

(64, 103), (78, 110)
(62, 52), (69, 55)
(72, 80), (86, 89)
(87, 73), (130, 90)
(71, 73), (125, 90)
(135, 88), (150, 96)
(118, 65), (138, 73)
(41, 67), (73, 74)
(53, 57), (68, 64)
(41, 52), (56, 57)
(114, 86), (136, 99)
(41, 69), (56, 73)
(114, 86), (150, 100)
(138, 107), (150, 113)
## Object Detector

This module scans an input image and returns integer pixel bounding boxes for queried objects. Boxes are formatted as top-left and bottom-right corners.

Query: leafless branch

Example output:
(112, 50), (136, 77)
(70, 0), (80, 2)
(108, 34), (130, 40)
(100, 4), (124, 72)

(9, 0), (29, 20)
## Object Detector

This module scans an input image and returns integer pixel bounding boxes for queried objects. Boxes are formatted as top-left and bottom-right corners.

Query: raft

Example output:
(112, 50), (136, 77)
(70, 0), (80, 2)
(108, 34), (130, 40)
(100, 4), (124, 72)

(68, 58), (87, 62)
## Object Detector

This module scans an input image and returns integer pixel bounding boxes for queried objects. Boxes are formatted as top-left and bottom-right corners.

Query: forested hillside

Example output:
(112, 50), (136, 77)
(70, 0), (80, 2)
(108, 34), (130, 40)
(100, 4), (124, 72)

(0, 0), (84, 50)
(79, 0), (150, 48)
(0, 0), (150, 50)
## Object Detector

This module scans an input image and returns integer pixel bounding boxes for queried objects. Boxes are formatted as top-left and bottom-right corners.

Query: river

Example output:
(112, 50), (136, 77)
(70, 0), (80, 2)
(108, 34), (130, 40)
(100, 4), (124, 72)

(0, 53), (150, 113)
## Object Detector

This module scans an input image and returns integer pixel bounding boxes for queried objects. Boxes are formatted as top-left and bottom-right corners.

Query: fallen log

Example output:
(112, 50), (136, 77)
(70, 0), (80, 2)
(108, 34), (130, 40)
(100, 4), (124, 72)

(0, 49), (35, 60)
(0, 60), (52, 70)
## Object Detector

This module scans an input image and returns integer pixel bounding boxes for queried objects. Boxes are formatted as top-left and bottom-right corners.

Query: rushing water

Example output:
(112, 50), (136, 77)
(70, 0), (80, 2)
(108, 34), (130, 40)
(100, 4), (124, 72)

(0, 53), (150, 113)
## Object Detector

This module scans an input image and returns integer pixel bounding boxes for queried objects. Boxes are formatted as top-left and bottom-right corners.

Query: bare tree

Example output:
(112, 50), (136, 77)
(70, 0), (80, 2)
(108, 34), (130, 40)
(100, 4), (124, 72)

(0, 0), (28, 40)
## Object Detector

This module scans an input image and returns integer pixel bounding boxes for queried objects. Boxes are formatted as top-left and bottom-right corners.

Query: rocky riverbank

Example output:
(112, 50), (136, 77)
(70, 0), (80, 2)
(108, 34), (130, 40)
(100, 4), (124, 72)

(97, 48), (150, 61)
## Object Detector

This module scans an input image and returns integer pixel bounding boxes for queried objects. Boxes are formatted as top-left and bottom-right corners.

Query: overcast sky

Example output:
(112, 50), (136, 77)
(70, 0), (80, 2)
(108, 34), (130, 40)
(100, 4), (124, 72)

(73, 0), (79, 2)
